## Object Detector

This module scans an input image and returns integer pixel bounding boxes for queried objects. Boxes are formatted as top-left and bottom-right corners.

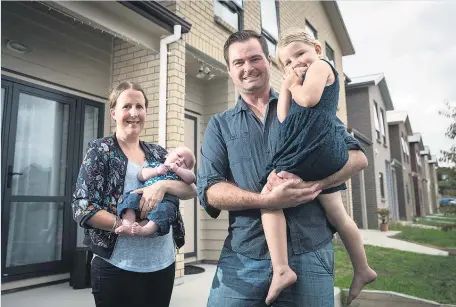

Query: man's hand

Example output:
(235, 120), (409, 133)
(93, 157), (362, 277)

(263, 170), (321, 209)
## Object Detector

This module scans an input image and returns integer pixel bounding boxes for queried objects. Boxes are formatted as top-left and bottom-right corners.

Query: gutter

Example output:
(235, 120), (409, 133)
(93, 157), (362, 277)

(159, 25), (182, 148)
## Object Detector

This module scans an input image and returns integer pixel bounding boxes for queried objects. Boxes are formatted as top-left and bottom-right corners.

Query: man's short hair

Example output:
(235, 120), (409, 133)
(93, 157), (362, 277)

(223, 30), (269, 67)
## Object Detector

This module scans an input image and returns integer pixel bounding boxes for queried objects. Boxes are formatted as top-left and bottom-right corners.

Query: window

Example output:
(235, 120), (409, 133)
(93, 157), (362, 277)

(325, 43), (335, 67)
(405, 184), (410, 203)
(305, 20), (317, 40)
(416, 152), (422, 167)
(401, 134), (409, 163)
(379, 109), (386, 144)
(379, 172), (385, 199)
(373, 101), (380, 141)
(214, 0), (243, 31)
(260, 0), (279, 58)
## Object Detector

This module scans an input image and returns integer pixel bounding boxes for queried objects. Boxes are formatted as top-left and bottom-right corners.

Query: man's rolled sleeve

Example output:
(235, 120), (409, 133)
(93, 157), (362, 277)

(335, 116), (366, 154)
(197, 117), (229, 219)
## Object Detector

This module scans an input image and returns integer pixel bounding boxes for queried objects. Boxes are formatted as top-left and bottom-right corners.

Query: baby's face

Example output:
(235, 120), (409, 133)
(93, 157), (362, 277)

(166, 147), (194, 170)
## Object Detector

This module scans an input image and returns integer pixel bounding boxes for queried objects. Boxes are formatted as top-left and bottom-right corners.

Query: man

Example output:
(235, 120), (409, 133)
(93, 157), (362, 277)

(197, 30), (367, 307)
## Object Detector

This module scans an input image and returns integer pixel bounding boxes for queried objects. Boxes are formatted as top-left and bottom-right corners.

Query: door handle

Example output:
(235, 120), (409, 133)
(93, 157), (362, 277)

(7, 165), (23, 188)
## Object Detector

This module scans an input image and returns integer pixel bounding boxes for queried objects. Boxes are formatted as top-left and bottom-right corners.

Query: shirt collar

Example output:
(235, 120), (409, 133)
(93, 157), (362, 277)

(232, 88), (279, 115)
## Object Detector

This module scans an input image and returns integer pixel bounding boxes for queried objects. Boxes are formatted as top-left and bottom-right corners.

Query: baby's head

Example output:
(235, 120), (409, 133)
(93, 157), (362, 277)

(166, 146), (195, 170)
(276, 27), (323, 74)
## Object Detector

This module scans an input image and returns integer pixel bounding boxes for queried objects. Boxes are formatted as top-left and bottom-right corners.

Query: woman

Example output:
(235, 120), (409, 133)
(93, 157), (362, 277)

(72, 81), (196, 307)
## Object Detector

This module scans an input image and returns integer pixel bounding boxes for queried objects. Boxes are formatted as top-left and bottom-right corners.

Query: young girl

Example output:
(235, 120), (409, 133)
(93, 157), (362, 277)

(115, 146), (196, 236)
(260, 28), (377, 305)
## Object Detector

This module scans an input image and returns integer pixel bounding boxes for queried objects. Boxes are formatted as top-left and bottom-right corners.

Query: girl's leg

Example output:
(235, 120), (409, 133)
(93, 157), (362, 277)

(261, 209), (297, 305)
(318, 192), (377, 305)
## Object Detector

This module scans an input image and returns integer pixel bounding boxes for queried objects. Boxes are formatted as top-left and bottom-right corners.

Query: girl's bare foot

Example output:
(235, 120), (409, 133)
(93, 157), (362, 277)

(265, 265), (297, 305)
(345, 267), (377, 305)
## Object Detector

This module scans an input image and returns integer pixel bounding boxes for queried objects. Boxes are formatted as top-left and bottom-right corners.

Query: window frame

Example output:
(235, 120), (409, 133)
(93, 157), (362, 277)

(214, 0), (244, 31)
(379, 108), (386, 145)
(305, 20), (318, 40)
(379, 172), (385, 199)
(373, 101), (381, 141)
(325, 42), (335, 68)
(260, 0), (279, 59)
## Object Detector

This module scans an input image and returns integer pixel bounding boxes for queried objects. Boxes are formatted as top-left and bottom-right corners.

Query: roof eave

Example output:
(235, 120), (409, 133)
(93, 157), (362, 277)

(120, 1), (192, 34)
(322, 1), (355, 56)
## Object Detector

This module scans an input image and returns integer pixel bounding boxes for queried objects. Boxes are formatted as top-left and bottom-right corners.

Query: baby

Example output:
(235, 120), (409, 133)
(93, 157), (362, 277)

(115, 146), (195, 236)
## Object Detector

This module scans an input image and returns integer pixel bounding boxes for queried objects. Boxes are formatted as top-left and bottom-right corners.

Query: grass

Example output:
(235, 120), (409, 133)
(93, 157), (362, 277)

(389, 223), (456, 248)
(334, 244), (456, 304)
(415, 214), (456, 227)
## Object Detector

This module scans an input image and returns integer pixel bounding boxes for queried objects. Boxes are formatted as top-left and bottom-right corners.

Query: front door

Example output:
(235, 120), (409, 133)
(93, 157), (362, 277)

(1, 76), (104, 281)
(182, 114), (198, 258)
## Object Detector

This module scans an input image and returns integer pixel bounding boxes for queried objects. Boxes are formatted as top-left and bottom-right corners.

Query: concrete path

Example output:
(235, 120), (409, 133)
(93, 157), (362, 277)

(359, 229), (449, 256)
(1, 264), (216, 307)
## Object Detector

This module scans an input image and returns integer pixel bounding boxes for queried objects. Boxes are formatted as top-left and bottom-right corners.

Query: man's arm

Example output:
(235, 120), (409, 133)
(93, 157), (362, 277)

(198, 117), (321, 217)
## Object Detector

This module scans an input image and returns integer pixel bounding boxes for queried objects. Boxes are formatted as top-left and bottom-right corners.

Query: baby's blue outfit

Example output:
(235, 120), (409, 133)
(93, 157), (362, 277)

(117, 161), (181, 235)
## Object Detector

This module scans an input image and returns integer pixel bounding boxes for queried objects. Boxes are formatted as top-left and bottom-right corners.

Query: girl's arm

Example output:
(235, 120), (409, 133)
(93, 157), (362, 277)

(288, 61), (332, 108)
(277, 84), (292, 123)
(174, 167), (196, 185)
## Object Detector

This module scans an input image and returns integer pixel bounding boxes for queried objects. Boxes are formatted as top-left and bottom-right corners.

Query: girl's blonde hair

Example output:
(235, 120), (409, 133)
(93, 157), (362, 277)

(108, 81), (149, 110)
(276, 27), (323, 72)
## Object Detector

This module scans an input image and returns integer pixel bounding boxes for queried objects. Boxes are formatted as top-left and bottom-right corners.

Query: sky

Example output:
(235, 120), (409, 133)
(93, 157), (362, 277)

(338, 0), (455, 166)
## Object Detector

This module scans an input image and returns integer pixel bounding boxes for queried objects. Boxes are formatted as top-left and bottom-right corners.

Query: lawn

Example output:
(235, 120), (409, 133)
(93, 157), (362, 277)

(415, 214), (456, 227)
(389, 223), (456, 249)
(334, 244), (456, 304)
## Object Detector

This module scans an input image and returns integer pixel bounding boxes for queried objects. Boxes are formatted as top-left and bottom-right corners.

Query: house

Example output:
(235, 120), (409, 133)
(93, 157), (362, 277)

(1, 0), (356, 289)
(346, 73), (395, 229)
(386, 110), (415, 221)
(428, 155), (440, 213)
(1, 0), (191, 289)
(408, 133), (426, 217)
(163, 0), (356, 264)
(420, 146), (433, 215)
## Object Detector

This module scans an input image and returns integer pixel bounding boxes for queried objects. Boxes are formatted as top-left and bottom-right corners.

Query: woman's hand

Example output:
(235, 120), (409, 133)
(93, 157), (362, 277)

(133, 182), (166, 219)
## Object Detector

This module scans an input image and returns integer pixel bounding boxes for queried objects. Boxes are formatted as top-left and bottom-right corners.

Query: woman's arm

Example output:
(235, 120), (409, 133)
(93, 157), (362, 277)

(72, 140), (109, 229)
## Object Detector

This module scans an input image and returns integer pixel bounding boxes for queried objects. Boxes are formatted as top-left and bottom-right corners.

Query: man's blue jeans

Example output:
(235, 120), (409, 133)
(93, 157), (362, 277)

(207, 241), (335, 307)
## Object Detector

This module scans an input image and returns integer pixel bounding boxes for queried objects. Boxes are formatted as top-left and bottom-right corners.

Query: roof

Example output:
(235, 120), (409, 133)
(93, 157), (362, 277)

(120, 1), (192, 34)
(386, 110), (413, 133)
(322, 1), (355, 56)
(346, 73), (394, 111)
(408, 133), (424, 150)
(428, 155), (438, 165)
(420, 146), (431, 157)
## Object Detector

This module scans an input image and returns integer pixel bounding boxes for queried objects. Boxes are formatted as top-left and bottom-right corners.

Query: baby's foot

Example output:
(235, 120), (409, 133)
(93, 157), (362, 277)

(114, 224), (133, 235)
(265, 265), (297, 305)
(131, 222), (151, 236)
(345, 267), (377, 305)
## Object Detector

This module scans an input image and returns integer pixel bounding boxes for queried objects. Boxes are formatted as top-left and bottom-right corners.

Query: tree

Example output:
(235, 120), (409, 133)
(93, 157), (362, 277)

(438, 167), (456, 196)
(439, 100), (456, 165)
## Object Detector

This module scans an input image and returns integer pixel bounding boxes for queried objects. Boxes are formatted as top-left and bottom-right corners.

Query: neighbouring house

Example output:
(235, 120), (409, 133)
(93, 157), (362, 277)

(428, 155), (440, 213)
(1, 0), (356, 289)
(386, 110), (415, 221)
(346, 73), (395, 229)
(408, 133), (426, 217)
(420, 146), (433, 215)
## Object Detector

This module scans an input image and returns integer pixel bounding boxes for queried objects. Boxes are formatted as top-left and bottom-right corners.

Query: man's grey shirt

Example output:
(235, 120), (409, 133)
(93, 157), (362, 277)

(197, 89), (364, 259)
